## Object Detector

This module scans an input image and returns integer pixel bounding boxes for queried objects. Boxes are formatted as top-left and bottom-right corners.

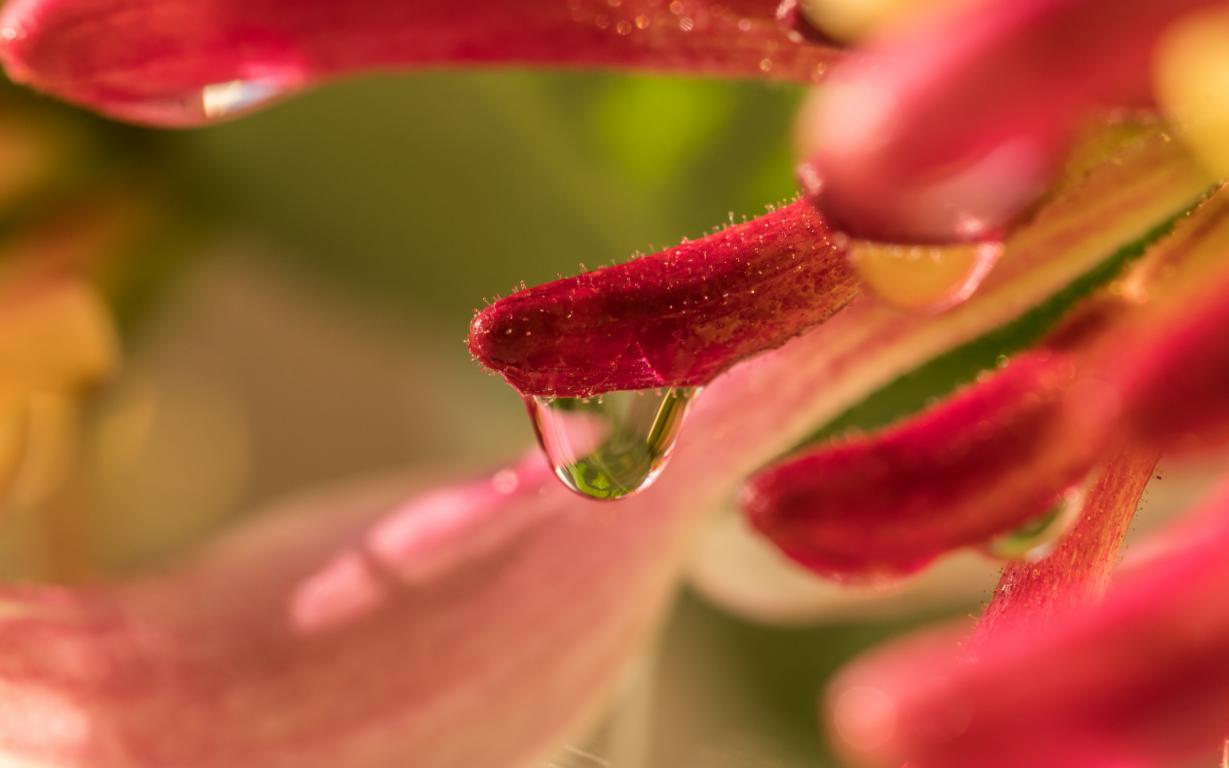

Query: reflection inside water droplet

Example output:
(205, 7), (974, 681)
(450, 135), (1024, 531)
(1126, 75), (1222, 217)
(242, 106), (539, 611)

(526, 387), (698, 500)
(849, 238), (1003, 313)
(983, 486), (1086, 562)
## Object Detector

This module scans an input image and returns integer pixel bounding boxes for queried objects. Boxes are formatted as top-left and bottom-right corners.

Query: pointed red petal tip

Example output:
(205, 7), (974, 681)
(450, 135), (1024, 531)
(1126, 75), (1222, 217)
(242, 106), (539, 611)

(741, 345), (1111, 581)
(799, 0), (1219, 244)
(0, 0), (839, 127)
(468, 200), (859, 398)
(829, 479), (1229, 768)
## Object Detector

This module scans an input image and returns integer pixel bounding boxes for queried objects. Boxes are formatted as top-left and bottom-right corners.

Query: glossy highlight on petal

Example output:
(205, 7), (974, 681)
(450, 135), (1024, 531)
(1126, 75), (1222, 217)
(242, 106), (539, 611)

(469, 200), (859, 397)
(0, 0), (839, 126)
(801, 0), (1221, 244)
(829, 478), (1229, 768)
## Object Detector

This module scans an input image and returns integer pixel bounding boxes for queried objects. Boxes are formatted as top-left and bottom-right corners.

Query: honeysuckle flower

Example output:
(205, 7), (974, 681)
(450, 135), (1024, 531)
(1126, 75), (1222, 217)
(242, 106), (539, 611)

(6, 0), (1229, 766)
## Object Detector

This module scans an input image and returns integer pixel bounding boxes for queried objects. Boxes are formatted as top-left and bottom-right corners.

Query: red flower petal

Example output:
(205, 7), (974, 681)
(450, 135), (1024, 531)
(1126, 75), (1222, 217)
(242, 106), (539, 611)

(974, 445), (1158, 640)
(469, 200), (859, 397)
(0, 0), (838, 126)
(800, 0), (1219, 244)
(743, 180), (1227, 581)
(741, 342), (1109, 580)
(829, 477), (1229, 768)
(1111, 201), (1229, 452)
(472, 128), (1205, 399)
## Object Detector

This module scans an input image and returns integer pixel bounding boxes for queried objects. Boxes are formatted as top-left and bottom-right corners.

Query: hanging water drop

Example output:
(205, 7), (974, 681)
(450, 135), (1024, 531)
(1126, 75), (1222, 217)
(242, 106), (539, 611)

(849, 238), (1003, 313)
(526, 387), (698, 501)
(96, 76), (299, 127)
(982, 486), (1086, 562)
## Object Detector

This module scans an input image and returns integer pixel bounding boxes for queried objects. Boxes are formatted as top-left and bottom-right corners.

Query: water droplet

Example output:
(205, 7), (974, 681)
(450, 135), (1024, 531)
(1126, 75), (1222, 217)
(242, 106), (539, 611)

(526, 387), (698, 500)
(848, 238), (1003, 313)
(982, 486), (1086, 562)
(97, 76), (299, 127)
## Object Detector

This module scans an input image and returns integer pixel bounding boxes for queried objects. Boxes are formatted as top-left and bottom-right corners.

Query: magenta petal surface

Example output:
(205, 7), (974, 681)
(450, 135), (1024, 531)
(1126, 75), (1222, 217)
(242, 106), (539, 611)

(469, 200), (858, 397)
(803, 0), (1219, 244)
(829, 478), (1229, 768)
(0, 0), (839, 126)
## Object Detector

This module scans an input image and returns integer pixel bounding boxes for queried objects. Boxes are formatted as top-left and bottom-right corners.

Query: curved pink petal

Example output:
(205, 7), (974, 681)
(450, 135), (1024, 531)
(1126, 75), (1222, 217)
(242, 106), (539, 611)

(800, 0), (1219, 244)
(0, 0), (839, 126)
(828, 476), (1229, 768)
(0, 278), (884, 766)
(469, 200), (858, 397)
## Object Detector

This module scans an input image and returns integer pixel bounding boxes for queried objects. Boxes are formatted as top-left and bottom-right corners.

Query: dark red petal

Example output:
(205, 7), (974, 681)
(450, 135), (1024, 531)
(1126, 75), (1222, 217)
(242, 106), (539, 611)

(829, 477), (1229, 768)
(469, 200), (859, 397)
(0, 0), (839, 126)
(742, 182), (1227, 581)
(801, 0), (1219, 244)
(1112, 207), (1229, 452)
(741, 341), (1113, 580)
(974, 445), (1158, 640)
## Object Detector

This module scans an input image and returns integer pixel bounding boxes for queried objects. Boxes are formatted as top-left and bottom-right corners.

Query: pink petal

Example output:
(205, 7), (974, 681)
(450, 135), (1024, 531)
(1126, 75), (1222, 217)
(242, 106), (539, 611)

(0, 277), (886, 766)
(469, 200), (859, 397)
(828, 476), (1229, 768)
(0, 0), (839, 126)
(800, 0), (1219, 244)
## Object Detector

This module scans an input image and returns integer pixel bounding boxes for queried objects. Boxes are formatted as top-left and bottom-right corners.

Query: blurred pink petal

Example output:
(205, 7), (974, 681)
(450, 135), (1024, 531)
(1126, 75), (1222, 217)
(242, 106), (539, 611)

(800, 0), (1219, 244)
(0, 278), (895, 766)
(829, 475), (1229, 768)
(0, 0), (839, 126)
(469, 201), (858, 397)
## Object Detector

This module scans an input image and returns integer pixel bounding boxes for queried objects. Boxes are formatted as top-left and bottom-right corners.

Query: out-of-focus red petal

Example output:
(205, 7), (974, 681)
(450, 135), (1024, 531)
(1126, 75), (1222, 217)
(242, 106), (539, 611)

(741, 343), (1106, 580)
(829, 477), (1229, 768)
(974, 445), (1158, 640)
(801, 0), (1219, 244)
(469, 200), (858, 397)
(1109, 203), (1229, 452)
(0, 0), (838, 126)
